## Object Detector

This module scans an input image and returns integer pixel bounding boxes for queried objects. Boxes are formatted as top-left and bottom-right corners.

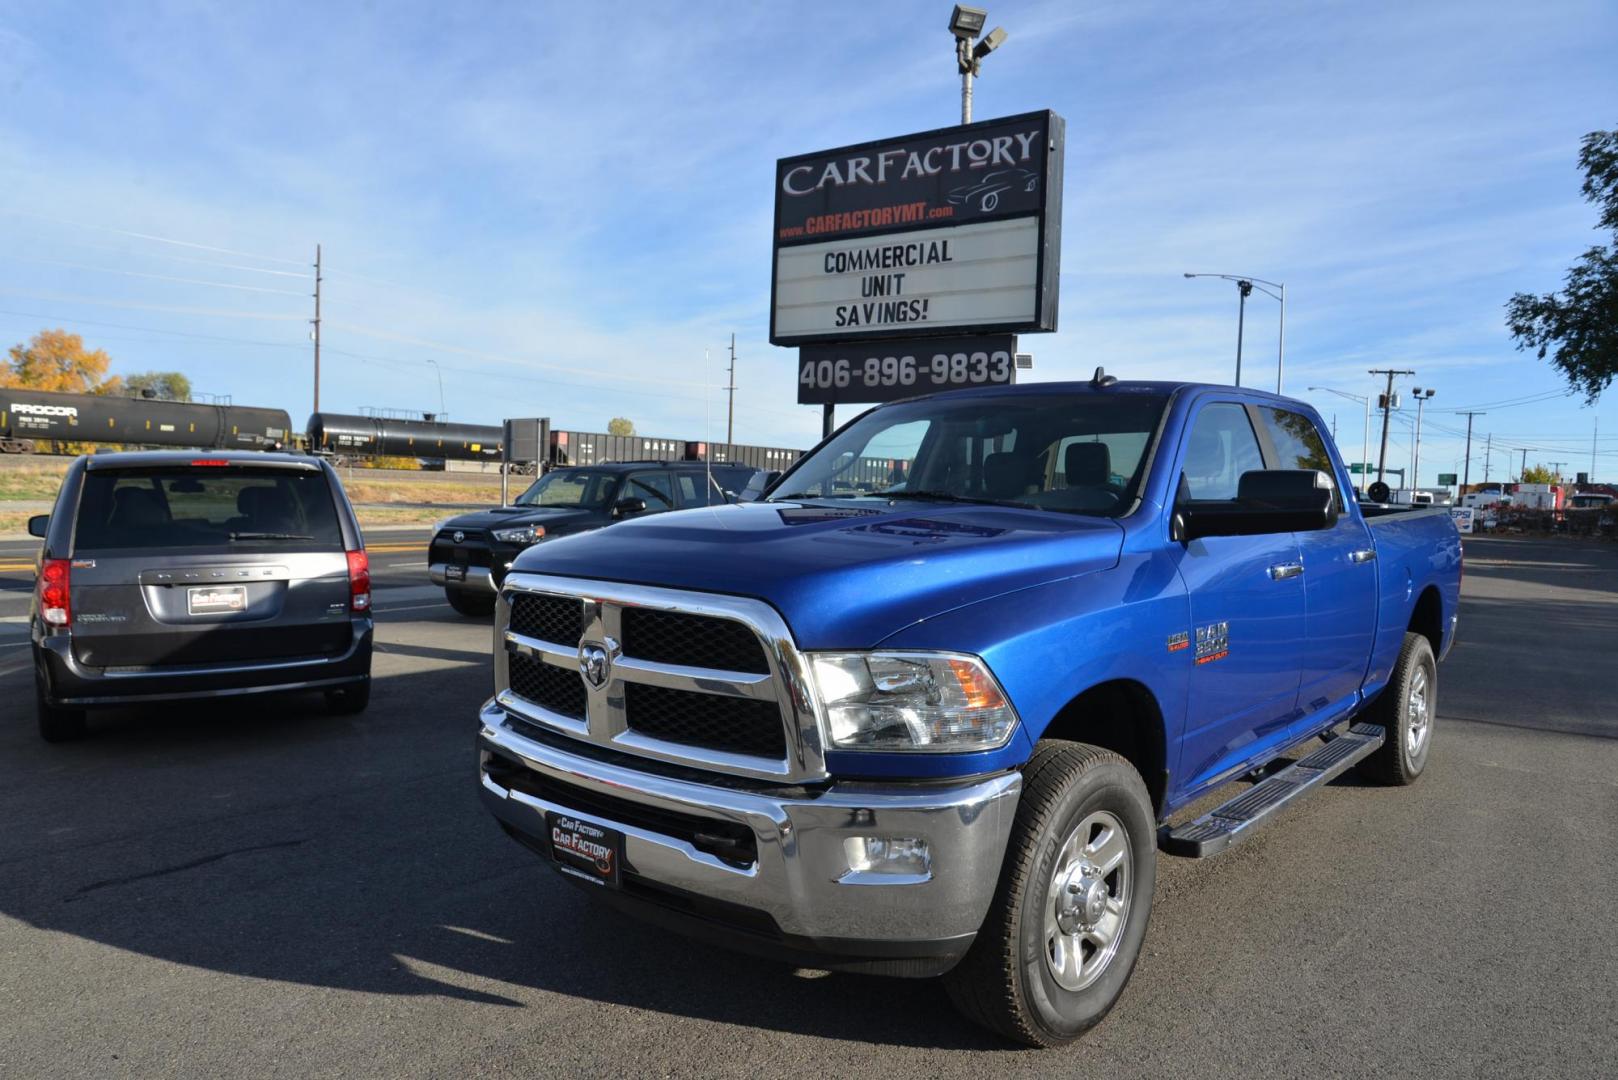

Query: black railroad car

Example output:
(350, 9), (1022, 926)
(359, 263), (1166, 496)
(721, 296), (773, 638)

(306, 412), (504, 462)
(550, 431), (685, 467)
(0, 389), (291, 452)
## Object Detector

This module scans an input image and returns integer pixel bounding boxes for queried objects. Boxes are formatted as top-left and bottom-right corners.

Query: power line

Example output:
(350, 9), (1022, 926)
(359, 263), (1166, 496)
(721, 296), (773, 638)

(3, 210), (307, 267)
(0, 253), (309, 296)
(0, 288), (305, 321)
(22, 238), (309, 278)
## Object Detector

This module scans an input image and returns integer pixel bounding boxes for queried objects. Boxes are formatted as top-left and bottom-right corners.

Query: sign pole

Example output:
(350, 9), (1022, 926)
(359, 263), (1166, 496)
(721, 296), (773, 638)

(822, 404), (835, 440)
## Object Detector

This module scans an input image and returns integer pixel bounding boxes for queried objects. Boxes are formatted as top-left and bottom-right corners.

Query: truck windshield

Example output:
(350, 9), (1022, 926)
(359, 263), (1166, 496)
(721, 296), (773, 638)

(513, 469), (617, 509)
(771, 391), (1170, 517)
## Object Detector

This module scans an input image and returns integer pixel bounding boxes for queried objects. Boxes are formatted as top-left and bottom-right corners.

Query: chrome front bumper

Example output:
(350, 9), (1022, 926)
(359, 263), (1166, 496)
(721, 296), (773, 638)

(478, 700), (1021, 971)
(428, 563), (496, 589)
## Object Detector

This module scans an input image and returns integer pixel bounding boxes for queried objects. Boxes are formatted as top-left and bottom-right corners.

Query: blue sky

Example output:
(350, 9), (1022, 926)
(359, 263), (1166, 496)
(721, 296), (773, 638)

(1, 0), (1615, 485)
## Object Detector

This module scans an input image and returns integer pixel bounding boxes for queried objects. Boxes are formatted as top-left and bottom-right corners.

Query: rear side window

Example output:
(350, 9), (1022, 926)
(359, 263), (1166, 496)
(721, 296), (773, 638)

(1182, 403), (1265, 501)
(1257, 408), (1344, 510)
(75, 467), (343, 551)
(623, 472), (676, 511)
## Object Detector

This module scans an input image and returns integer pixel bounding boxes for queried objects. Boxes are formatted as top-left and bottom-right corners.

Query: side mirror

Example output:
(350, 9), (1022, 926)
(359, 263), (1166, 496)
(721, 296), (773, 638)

(1175, 470), (1337, 542)
(614, 497), (648, 517)
(27, 514), (48, 538)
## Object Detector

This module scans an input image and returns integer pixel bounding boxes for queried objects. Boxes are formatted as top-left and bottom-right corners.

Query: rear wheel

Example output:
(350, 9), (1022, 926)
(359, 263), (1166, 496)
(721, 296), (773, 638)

(1356, 631), (1436, 785)
(35, 663), (87, 743)
(445, 587), (495, 617)
(325, 679), (370, 715)
(944, 741), (1156, 1047)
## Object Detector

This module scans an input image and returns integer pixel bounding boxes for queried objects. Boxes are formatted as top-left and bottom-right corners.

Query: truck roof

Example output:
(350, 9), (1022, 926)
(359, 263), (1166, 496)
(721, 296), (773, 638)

(894, 379), (1303, 404)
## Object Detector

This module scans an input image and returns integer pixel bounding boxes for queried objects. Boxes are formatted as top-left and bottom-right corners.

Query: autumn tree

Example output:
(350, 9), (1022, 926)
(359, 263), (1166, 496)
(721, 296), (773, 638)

(123, 371), (192, 401)
(607, 417), (636, 436)
(1507, 124), (1618, 399)
(1519, 464), (1558, 484)
(3, 329), (122, 394)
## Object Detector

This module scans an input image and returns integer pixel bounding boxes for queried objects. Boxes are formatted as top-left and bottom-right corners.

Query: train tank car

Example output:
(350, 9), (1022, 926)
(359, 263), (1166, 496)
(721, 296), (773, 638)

(0, 389), (291, 452)
(306, 413), (504, 462)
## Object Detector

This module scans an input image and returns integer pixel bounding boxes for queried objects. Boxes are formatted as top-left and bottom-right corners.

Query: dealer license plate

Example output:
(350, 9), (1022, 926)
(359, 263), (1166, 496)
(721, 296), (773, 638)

(187, 585), (247, 615)
(546, 811), (623, 888)
(445, 564), (466, 582)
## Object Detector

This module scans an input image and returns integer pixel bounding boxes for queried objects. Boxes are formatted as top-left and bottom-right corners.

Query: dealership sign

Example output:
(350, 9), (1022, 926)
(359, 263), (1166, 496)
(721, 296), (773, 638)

(771, 110), (1065, 348)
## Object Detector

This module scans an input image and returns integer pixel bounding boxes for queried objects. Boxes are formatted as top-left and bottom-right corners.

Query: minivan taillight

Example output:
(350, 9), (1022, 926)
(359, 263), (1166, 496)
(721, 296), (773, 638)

(39, 558), (71, 626)
(346, 550), (370, 612)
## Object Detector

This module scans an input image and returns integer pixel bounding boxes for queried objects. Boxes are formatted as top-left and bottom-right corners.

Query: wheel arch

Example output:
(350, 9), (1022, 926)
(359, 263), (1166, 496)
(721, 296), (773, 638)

(1036, 679), (1168, 818)
(1410, 584), (1443, 656)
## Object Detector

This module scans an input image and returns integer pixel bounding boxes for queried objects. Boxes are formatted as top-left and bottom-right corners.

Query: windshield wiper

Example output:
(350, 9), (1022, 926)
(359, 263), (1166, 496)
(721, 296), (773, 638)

(872, 489), (1032, 508)
(228, 531), (314, 541)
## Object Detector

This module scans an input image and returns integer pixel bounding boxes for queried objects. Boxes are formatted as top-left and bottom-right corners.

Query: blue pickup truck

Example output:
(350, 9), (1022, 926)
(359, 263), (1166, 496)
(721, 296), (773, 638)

(475, 376), (1462, 1047)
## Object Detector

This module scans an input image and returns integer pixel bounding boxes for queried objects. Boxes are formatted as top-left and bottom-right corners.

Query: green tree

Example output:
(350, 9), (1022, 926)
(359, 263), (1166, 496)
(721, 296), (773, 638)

(1519, 464), (1557, 484)
(3, 329), (121, 394)
(123, 371), (192, 401)
(606, 417), (635, 436)
(1507, 125), (1618, 400)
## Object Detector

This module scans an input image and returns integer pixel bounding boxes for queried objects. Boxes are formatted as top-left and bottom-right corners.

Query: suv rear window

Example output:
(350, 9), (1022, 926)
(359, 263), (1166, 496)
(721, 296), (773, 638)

(74, 466), (343, 551)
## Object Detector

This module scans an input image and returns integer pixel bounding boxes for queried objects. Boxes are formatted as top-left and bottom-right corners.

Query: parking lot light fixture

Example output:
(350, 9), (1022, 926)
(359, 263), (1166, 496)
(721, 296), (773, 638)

(949, 6), (1006, 124)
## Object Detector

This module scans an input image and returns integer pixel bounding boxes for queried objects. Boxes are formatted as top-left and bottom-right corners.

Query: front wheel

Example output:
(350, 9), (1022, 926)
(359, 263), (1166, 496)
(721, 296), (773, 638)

(1356, 631), (1436, 785)
(445, 587), (495, 617)
(944, 741), (1156, 1047)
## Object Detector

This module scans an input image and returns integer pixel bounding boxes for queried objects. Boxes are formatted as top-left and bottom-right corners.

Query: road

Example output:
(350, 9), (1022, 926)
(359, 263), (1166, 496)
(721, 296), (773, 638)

(0, 534), (1613, 1078)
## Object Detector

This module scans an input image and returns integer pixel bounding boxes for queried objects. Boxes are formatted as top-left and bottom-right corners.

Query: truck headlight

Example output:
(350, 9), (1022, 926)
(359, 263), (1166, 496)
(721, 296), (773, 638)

(807, 652), (1018, 752)
(492, 524), (546, 545)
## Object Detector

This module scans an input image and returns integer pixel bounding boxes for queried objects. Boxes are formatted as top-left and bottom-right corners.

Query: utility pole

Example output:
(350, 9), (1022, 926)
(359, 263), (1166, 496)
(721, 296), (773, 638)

(726, 333), (737, 448)
(1593, 417), (1599, 484)
(1370, 368), (1414, 485)
(1549, 461), (1567, 483)
(1458, 410), (1486, 489)
(311, 244), (322, 415)
(1520, 447), (1528, 483)
(1484, 433), (1493, 484)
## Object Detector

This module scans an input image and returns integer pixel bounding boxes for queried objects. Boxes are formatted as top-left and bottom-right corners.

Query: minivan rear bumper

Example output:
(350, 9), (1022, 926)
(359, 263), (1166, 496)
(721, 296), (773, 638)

(36, 618), (372, 706)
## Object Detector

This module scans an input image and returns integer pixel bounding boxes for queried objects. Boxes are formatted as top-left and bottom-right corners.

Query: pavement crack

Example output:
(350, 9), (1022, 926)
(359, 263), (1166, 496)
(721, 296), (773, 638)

(65, 838), (309, 900)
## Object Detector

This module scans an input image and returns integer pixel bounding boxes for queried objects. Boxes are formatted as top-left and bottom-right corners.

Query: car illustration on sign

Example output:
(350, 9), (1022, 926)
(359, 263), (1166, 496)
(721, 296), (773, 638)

(947, 167), (1039, 213)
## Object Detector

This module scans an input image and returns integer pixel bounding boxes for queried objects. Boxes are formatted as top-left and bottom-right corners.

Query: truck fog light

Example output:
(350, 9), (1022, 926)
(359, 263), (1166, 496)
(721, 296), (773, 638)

(843, 836), (930, 876)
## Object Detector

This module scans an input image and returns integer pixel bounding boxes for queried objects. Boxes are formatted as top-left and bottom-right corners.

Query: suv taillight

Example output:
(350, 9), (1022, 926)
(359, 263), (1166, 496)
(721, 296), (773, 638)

(346, 550), (370, 612)
(39, 558), (71, 626)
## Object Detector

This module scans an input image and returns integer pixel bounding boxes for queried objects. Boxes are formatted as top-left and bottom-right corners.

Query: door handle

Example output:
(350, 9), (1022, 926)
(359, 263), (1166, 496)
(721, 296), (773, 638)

(1349, 549), (1377, 563)
(1268, 563), (1304, 580)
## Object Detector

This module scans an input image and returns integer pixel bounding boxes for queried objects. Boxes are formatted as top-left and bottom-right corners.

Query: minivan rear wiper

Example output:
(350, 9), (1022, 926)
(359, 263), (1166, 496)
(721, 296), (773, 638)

(228, 531), (314, 541)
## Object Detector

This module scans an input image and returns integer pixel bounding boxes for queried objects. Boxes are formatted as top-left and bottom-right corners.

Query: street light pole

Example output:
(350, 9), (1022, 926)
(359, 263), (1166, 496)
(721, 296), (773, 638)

(1309, 385), (1372, 493)
(1410, 387), (1435, 491)
(1185, 273), (1284, 391)
(425, 358), (445, 418)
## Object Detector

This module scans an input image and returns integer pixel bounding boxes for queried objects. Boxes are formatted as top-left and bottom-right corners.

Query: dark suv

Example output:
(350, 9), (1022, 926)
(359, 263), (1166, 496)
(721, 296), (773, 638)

(429, 460), (759, 615)
(29, 451), (374, 741)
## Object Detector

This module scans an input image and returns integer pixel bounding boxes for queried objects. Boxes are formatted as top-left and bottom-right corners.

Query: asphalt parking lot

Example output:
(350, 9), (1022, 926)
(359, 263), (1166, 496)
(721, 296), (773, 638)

(1, 531), (1614, 1078)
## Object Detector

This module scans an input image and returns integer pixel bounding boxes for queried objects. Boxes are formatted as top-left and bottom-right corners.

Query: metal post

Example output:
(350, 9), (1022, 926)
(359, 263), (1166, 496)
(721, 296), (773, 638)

(1361, 396), (1370, 494)
(1276, 282), (1285, 394)
(822, 404), (835, 440)
(1234, 280), (1251, 387)
(312, 244), (322, 416)
(726, 333), (737, 449)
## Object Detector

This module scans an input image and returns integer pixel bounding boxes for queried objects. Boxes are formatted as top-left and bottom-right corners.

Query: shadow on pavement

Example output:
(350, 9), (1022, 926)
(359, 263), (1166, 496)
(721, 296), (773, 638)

(0, 659), (1015, 1052)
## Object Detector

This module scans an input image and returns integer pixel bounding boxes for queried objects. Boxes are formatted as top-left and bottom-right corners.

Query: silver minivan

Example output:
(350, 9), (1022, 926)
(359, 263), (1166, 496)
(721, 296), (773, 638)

(29, 451), (374, 741)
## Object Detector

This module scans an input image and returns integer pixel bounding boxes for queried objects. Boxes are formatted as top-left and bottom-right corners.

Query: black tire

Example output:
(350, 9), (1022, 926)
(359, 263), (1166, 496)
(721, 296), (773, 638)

(325, 679), (371, 715)
(944, 740), (1156, 1048)
(1356, 631), (1436, 785)
(36, 665), (87, 743)
(445, 587), (495, 617)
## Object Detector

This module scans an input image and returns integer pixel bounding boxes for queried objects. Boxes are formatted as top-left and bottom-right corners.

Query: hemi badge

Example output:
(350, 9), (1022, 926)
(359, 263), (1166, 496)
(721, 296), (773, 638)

(1166, 631), (1190, 653)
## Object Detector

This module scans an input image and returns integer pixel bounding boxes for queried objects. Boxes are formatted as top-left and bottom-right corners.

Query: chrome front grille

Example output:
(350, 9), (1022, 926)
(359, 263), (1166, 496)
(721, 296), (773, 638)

(493, 573), (826, 782)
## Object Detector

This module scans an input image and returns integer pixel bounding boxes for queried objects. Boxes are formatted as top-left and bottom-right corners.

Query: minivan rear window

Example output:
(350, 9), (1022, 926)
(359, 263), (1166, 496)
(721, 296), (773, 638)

(74, 466), (344, 551)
